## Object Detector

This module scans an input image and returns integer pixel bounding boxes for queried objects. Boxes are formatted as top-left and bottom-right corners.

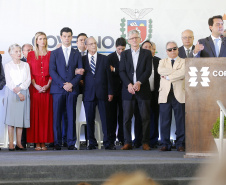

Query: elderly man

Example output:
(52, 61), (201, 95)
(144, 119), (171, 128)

(158, 41), (185, 152)
(194, 15), (226, 57)
(119, 30), (152, 150)
(82, 36), (114, 150)
(178, 29), (195, 58)
(21, 44), (33, 62)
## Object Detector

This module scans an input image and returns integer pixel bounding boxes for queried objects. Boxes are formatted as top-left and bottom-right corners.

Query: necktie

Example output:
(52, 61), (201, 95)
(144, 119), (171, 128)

(186, 49), (190, 57)
(214, 38), (220, 57)
(171, 59), (175, 67)
(65, 48), (69, 66)
(81, 51), (85, 56)
(90, 56), (95, 74)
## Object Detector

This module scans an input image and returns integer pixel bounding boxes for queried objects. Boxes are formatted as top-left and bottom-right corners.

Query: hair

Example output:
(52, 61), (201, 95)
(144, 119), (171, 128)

(77, 33), (88, 39)
(34, 32), (48, 60)
(208, 15), (223, 32)
(127, 29), (141, 39)
(141, 40), (152, 48)
(85, 36), (96, 45)
(115, 37), (126, 47)
(60, 27), (73, 36)
(102, 171), (159, 185)
(8, 44), (21, 55)
(165, 41), (178, 49)
(22, 44), (33, 51)
(181, 29), (194, 37)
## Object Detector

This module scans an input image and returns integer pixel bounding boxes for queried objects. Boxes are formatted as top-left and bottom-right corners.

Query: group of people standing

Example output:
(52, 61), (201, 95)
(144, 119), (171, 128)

(0, 14), (225, 152)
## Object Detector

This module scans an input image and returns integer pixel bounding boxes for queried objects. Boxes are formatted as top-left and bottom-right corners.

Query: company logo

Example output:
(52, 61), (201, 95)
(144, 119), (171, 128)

(120, 8), (153, 43)
(188, 67), (210, 87)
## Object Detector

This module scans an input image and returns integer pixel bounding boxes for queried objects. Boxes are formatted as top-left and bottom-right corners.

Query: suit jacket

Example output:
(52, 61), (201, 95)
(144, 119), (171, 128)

(21, 57), (27, 62)
(196, 36), (226, 57)
(119, 48), (152, 100)
(178, 45), (195, 58)
(108, 51), (122, 96)
(152, 56), (161, 94)
(49, 47), (82, 94)
(82, 53), (113, 101)
(158, 57), (185, 104)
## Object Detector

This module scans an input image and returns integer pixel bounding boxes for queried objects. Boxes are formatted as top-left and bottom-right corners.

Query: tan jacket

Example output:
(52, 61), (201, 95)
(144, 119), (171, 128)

(158, 57), (185, 103)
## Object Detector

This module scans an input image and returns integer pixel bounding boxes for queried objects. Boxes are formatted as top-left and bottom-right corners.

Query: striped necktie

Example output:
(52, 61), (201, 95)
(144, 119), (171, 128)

(90, 56), (95, 74)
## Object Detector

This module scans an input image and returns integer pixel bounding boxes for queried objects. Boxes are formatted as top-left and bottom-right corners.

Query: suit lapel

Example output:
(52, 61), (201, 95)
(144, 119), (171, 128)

(219, 38), (226, 57)
(59, 47), (67, 66)
(173, 57), (181, 69)
(136, 48), (144, 69)
(68, 48), (75, 66)
(127, 50), (133, 71)
(95, 53), (101, 74)
(207, 36), (217, 57)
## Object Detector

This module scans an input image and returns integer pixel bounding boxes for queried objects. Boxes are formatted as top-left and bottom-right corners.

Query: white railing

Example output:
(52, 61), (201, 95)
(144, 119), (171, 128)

(216, 100), (226, 158)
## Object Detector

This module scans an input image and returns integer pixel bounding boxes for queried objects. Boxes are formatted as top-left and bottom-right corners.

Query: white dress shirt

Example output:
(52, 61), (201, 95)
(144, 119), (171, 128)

(5, 60), (31, 91)
(62, 45), (72, 65)
(78, 49), (87, 56)
(131, 48), (140, 84)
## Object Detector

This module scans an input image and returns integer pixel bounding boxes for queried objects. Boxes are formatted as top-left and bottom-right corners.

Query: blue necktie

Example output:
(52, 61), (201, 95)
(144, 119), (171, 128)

(90, 56), (95, 74)
(214, 38), (220, 57)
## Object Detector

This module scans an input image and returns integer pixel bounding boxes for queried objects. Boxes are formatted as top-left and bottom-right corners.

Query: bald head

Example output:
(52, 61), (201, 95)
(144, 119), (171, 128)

(181, 29), (194, 49)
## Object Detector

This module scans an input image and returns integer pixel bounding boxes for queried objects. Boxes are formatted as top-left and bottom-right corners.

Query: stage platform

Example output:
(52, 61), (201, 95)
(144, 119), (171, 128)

(0, 145), (208, 185)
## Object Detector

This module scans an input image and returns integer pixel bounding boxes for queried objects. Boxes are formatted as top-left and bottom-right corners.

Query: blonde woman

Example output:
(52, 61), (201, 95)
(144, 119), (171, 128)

(26, 32), (54, 150)
(3, 44), (31, 151)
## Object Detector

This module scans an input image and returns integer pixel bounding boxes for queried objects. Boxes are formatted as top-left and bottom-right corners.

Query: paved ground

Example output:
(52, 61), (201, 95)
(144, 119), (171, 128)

(0, 145), (207, 166)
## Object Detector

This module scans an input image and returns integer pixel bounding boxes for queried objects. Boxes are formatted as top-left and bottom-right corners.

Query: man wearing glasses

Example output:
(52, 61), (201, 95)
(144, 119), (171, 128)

(178, 29), (195, 58)
(82, 37), (114, 150)
(158, 41), (185, 152)
(119, 30), (152, 150)
(194, 15), (226, 57)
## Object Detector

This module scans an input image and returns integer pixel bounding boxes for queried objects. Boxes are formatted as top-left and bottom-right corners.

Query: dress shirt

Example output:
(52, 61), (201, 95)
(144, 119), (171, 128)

(4, 60), (31, 91)
(183, 46), (193, 56)
(149, 61), (155, 91)
(112, 51), (121, 73)
(131, 48), (140, 84)
(78, 49), (87, 56)
(211, 35), (222, 52)
(88, 52), (97, 66)
(62, 45), (71, 64)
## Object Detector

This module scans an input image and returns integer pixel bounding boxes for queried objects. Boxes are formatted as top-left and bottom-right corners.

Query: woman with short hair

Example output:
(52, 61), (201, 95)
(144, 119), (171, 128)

(3, 44), (31, 151)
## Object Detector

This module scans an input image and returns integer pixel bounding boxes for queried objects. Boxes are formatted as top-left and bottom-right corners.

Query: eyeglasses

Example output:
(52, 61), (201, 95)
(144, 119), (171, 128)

(128, 37), (140, 40)
(182, 36), (193, 40)
(167, 47), (178, 52)
(87, 42), (97, 46)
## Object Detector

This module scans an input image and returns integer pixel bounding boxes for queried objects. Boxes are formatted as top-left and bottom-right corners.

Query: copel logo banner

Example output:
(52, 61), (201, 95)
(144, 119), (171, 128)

(188, 67), (210, 87)
(120, 8), (153, 43)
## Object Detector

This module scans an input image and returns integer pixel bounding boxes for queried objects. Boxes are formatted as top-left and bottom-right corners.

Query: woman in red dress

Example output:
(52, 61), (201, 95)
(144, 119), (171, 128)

(27, 32), (54, 150)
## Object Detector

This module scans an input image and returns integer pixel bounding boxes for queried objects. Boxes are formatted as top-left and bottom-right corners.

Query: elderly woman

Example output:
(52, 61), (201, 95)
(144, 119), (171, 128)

(26, 32), (54, 151)
(3, 44), (31, 151)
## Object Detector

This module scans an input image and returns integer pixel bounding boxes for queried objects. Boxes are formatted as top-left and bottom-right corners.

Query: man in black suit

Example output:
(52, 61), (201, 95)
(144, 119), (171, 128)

(133, 41), (161, 148)
(21, 44), (33, 62)
(82, 36), (114, 150)
(108, 37), (126, 148)
(194, 15), (226, 57)
(178, 30), (195, 58)
(119, 30), (152, 150)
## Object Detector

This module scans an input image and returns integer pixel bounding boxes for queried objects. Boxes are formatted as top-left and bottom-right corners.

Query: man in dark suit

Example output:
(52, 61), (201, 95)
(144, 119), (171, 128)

(133, 41), (161, 148)
(108, 37), (126, 148)
(194, 15), (226, 57)
(119, 30), (152, 150)
(82, 36), (114, 150)
(49, 27), (83, 150)
(178, 30), (195, 58)
(21, 44), (33, 62)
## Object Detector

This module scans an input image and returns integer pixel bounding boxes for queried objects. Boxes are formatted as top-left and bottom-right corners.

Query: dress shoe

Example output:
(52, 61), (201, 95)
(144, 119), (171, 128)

(177, 146), (185, 152)
(8, 148), (15, 151)
(63, 142), (68, 147)
(15, 145), (27, 151)
(68, 145), (77, 150)
(105, 145), (116, 150)
(142, 144), (151, 150)
(121, 144), (133, 150)
(54, 144), (61, 150)
(87, 145), (96, 150)
(160, 146), (171, 151)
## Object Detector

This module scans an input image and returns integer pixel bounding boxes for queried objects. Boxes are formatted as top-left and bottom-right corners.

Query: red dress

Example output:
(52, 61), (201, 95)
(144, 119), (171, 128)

(27, 51), (54, 143)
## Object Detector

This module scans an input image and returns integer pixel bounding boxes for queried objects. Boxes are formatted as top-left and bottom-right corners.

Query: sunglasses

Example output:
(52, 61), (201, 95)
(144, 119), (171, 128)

(167, 47), (178, 52)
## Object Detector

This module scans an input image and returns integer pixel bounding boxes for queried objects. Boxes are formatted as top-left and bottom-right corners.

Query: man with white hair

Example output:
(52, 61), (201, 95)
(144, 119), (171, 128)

(178, 29), (195, 58)
(158, 41), (185, 152)
(119, 29), (152, 150)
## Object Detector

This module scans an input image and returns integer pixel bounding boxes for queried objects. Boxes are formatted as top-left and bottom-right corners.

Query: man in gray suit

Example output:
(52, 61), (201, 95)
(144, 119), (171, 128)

(194, 15), (226, 57)
(178, 29), (195, 58)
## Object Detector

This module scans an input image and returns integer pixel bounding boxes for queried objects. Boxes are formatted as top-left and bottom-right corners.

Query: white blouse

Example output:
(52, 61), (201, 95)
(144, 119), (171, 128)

(4, 60), (31, 91)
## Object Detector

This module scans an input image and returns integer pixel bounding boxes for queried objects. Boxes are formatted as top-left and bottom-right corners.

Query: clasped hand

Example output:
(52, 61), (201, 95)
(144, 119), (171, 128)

(128, 82), (141, 94)
(63, 82), (73, 92)
(35, 84), (50, 93)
